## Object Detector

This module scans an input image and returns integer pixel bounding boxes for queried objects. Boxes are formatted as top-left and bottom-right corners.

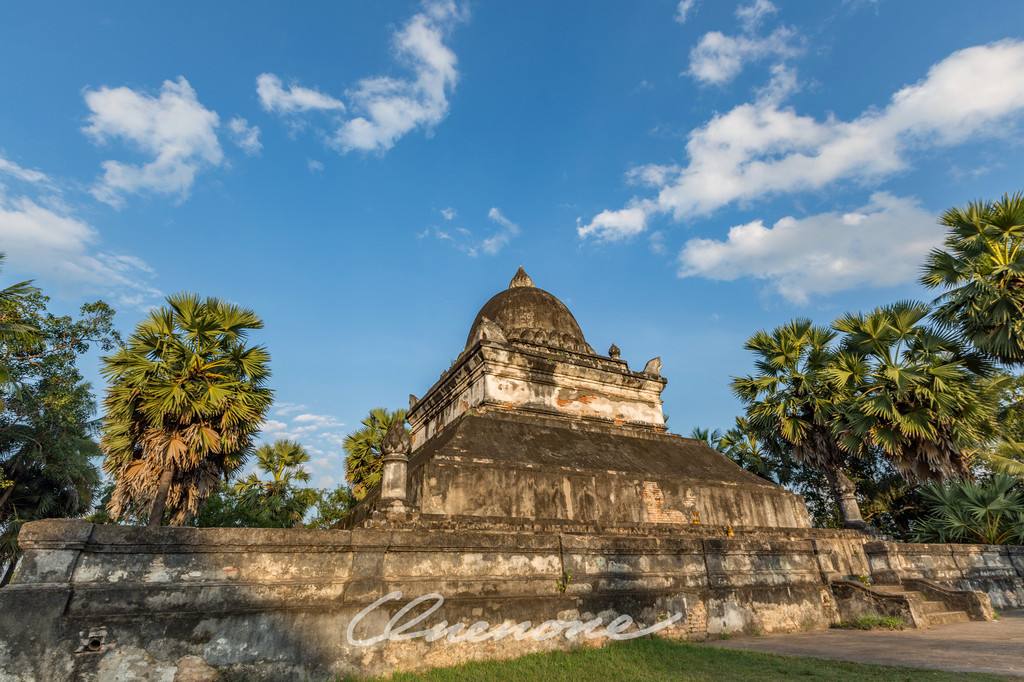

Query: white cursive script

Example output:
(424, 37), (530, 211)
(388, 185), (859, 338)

(346, 591), (684, 647)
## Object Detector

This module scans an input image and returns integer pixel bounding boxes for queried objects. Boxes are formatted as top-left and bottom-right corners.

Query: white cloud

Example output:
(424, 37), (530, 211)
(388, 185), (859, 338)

(582, 40), (1024, 239)
(260, 419), (289, 433)
(421, 205), (520, 256)
(274, 402), (308, 417)
(675, 0), (698, 24)
(334, 1), (466, 153)
(678, 193), (942, 303)
(227, 117), (262, 155)
(736, 0), (778, 32)
(256, 73), (345, 114)
(0, 154), (51, 185)
(480, 207), (520, 255)
(307, 159), (325, 173)
(576, 204), (651, 242)
(83, 76), (222, 206)
(257, 2), (466, 155)
(0, 191), (160, 306)
(686, 0), (800, 87)
(293, 413), (344, 429)
(688, 26), (801, 85)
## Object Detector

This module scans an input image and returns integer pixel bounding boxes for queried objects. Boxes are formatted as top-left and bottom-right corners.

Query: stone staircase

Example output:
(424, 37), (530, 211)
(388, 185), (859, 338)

(869, 584), (971, 626)
(830, 578), (995, 629)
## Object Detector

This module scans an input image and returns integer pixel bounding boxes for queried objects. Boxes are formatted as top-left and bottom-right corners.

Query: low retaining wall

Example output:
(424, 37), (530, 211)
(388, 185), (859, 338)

(865, 541), (1024, 609)
(0, 520), (862, 681)
(0, 520), (1019, 681)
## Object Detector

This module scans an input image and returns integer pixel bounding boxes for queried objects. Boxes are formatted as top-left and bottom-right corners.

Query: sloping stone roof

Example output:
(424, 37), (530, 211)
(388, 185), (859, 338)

(411, 408), (780, 489)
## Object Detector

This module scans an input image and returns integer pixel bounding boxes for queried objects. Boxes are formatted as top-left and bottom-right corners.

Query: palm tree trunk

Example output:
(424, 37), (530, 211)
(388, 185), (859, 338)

(0, 483), (14, 520)
(826, 467), (865, 529)
(148, 467), (174, 528)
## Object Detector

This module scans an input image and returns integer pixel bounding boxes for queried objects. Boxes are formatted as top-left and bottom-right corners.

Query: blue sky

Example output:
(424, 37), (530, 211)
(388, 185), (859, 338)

(2, 1), (1024, 486)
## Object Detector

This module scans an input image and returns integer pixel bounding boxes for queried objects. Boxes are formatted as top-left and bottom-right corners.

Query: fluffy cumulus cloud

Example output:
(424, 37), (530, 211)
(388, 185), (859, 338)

(259, 1), (466, 155)
(576, 204), (651, 241)
(0, 191), (159, 307)
(83, 76), (222, 206)
(227, 117), (262, 155)
(678, 193), (941, 303)
(420, 205), (520, 256)
(256, 74), (345, 114)
(687, 0), (801, 86)
(580, 40), (1024, 241)
(688, 27), (801, 85)
(334, 0), (466, 153)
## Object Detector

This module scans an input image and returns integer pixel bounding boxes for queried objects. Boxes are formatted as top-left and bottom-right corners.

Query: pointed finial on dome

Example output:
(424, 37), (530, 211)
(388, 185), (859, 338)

(608, 343), (621, 359)
(508, 266), (535, 289)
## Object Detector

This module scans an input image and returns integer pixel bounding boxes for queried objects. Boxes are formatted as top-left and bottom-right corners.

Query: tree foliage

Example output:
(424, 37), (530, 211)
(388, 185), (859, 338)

(912, 475), (1024, 545)
(731, 319), (865, 526)
(101, 294), (273, 526)
(0, 258), (117, 581)
(828, 301), (999, 482)
(922, 192), (1024, 365)
(343, 407), (407, 500)
(230, 440), (318, 528)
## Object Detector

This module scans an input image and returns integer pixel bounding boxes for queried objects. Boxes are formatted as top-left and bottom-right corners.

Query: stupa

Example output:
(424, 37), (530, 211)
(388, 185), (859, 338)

(359, 267), (810, 529)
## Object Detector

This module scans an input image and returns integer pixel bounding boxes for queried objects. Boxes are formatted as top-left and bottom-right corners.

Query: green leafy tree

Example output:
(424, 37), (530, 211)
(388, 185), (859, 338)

(732, 320), (865, 527)
(921, 191), (1024, 365)
(101, 294), (273, 527)
(828, 301), (998, 483)
(0, 267), (118, 583)
(344, 407), (407, 500)
(912, 475), (1024, 545)
(307, 484), (357, 529)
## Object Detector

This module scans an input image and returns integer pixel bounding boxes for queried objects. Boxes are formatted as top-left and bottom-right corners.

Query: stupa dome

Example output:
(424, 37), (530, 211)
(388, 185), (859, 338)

(465, 267), (594, 354)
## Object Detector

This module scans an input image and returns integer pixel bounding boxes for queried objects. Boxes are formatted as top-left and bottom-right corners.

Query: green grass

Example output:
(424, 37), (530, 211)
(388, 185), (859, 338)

(835, 614), (907, 630)
(377, 636), (1005, 681)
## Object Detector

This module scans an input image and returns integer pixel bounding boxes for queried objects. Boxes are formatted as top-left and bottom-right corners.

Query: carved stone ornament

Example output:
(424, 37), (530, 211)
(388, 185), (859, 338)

(381, 420), (411, 456)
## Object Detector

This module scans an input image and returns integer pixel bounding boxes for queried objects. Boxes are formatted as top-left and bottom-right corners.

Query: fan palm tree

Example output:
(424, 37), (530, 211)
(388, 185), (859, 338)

(828, 301), (997, 483)
(100, 294), (273, 526)
(344, 407), (406, 500)
(688, 426), (723, 450)
(921, 192), (1024, 365)
(233, 439), (316, 528)
(732, 320), (865, 527)
(717, 417), (777, 482)
(236, 439), (312, 494)
(912, 475), (1024, 545)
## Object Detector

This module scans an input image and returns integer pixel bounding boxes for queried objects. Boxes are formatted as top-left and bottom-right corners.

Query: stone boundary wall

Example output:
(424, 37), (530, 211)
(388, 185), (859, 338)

(865, 541), (1024, 608)
(0, 520), (868, 681)
(0, 521), (1018, 681)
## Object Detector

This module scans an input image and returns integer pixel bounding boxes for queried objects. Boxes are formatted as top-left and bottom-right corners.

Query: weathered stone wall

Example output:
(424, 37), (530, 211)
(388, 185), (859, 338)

(0, 520), (859, 681)
(3, 521), (1018, 681)
(408, 341), (667, 450)
(865, 541), (1024, 609)
(414, 461), (811, 529)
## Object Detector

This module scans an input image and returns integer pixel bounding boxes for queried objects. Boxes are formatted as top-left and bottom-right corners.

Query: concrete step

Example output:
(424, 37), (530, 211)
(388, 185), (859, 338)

(921, 600), (948, 614)
(927, 610), (970, 626)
